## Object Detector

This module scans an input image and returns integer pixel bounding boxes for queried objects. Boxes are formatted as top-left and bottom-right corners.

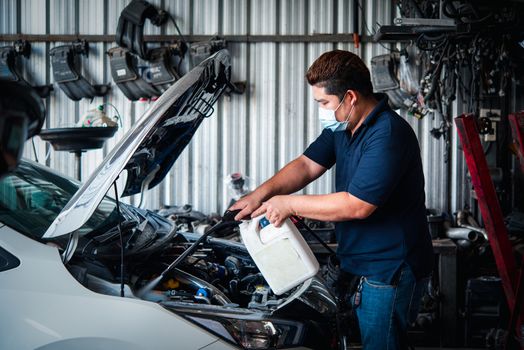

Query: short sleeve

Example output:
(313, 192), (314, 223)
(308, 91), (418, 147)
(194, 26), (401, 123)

(303, 128), (336, 169)
(347, 124), (412, 206)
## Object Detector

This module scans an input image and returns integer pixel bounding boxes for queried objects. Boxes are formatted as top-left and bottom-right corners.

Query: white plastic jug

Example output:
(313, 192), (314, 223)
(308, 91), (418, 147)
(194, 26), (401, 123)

(239, 215), (319, 295)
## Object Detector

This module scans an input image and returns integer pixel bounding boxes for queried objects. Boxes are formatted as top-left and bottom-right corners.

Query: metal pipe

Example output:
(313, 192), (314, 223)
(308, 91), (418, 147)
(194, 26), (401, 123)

(459, 224), (488, 241)
(74, 151), (82, 181)
(353, 0), (360, 48)
(445, 228), (479, 242)
(0, 33), (372, 44)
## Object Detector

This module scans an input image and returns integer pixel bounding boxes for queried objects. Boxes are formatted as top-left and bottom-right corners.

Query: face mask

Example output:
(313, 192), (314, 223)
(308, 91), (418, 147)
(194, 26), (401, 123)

(318, 93), (354, 132)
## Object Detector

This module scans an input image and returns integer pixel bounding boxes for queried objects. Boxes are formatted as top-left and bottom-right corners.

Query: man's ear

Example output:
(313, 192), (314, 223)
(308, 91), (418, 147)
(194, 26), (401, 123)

(346, 90), (358, 106)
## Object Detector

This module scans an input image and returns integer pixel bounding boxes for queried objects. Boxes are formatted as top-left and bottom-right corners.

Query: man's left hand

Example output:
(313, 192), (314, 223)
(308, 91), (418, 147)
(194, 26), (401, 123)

(251, 195), (294, 228)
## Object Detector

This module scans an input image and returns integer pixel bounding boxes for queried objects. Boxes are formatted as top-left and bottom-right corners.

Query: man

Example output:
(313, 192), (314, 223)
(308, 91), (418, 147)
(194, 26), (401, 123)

(230, 50), (433, 349)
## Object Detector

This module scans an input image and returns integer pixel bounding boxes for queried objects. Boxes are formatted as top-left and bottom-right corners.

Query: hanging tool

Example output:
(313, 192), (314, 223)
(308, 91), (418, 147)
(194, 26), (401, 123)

(115, 0), (168, 60)
(0, 41), (53, 98)
(49, 41), (110, 101)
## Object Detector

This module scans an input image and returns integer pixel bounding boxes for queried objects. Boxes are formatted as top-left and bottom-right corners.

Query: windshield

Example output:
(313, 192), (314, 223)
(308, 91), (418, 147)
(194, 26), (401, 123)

(0, 159), (121, 240)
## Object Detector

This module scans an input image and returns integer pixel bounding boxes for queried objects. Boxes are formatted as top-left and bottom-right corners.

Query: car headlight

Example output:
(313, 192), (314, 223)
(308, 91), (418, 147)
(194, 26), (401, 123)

(186, 315), (305, 349)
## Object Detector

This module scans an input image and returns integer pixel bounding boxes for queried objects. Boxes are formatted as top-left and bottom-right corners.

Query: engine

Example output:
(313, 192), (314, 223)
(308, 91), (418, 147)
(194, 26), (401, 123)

(134, 232), (289, 310)
(70, 222), (290, 311)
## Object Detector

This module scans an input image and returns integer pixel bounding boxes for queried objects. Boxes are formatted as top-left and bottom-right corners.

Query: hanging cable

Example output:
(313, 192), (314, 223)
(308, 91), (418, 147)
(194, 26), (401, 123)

(168, 13), (189, 72)
(167, 13), (188, 45)
(356, 1), (399, 53)
(103, 102), (123, 127)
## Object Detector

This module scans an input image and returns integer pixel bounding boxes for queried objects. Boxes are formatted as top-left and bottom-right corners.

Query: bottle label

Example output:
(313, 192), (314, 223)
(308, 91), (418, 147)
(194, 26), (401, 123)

(259, 217), (270, 229)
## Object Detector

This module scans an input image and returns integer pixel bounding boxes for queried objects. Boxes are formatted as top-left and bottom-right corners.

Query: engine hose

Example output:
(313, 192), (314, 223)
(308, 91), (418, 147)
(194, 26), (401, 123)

(173, 268), (231, 305)
(240, 273), (263, 285)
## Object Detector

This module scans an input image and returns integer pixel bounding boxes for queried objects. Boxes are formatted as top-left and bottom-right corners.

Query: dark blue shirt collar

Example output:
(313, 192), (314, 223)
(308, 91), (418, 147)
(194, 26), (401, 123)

(361, 93), (390, 127)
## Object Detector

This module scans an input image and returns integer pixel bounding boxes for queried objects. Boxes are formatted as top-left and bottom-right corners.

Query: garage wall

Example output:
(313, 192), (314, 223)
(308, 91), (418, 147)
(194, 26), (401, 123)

(1, 0), (465, 216)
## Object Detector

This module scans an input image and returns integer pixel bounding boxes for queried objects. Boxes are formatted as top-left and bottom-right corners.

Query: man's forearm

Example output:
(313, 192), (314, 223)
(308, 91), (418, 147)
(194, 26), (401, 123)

(288, 192), (377, 222)
(253, 156), (324, 201)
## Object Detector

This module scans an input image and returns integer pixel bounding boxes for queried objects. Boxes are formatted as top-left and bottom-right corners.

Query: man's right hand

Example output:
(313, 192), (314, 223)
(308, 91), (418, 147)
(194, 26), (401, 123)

(229, 192), (265, 221)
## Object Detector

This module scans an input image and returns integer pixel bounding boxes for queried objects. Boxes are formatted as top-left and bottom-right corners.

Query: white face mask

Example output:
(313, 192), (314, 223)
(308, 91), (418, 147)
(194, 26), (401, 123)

(318, 93), (354, 132)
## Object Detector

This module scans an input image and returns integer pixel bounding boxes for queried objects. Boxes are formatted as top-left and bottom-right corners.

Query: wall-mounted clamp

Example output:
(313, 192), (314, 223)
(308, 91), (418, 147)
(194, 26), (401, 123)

(49, 40), (110, 101)
(107, 46), (158, 101)
(141, 46), (181, 94)
(115, 0), (168, 60)
(0, 40), (53, 98)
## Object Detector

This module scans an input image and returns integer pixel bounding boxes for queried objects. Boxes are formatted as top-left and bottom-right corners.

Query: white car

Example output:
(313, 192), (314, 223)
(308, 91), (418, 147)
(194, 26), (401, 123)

(0, 50), (341, 350)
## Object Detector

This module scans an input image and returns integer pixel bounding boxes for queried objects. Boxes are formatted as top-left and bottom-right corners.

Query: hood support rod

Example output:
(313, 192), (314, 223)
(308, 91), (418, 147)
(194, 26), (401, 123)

(113, 180), (126, 298)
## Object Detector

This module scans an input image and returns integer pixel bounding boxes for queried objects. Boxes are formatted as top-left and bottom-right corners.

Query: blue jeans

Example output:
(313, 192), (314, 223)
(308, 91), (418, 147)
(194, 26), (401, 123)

(351, 265), (429, 350)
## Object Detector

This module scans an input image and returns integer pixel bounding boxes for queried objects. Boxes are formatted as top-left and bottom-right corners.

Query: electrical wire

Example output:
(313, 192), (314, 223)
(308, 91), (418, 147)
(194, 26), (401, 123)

(416, 33), (447, 51)
(424, 40), (450, 103)
(168, 13), (188, 73)
(168, 13), (188, 45)
(103, 102), (123, 127)
(408, 1), (507, 116)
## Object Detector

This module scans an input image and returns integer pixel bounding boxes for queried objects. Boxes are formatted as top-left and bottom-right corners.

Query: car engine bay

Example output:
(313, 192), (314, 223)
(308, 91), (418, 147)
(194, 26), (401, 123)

(66, 203), (336, 314)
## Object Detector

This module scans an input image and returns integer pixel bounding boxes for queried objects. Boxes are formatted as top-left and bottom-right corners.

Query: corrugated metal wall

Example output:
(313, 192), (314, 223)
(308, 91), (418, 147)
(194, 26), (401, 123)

(2, 0), (465, 216)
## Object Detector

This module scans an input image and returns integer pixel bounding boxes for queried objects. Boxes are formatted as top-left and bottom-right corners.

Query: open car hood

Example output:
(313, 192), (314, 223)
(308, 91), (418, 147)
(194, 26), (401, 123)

(43, 50), (231, 239)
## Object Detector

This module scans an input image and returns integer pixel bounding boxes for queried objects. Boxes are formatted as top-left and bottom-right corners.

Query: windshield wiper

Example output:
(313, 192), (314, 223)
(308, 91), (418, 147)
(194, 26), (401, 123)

(92, 220), (138, 244)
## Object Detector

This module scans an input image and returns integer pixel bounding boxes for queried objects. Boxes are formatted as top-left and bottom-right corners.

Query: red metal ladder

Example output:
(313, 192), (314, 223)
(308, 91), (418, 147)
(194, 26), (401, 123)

(455, 114), (524, 349)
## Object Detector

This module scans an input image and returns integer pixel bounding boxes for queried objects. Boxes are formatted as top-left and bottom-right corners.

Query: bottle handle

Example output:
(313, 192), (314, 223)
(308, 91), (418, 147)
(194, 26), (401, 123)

(248, 214), (266, 244)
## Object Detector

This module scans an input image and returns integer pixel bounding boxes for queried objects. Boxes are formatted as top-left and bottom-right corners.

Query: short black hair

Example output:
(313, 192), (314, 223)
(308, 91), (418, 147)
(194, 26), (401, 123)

(306, 50), (373, 100)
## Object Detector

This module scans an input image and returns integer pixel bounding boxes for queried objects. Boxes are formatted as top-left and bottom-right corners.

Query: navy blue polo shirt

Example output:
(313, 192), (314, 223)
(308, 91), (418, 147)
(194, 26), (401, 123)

(304, 94), (434, 283)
